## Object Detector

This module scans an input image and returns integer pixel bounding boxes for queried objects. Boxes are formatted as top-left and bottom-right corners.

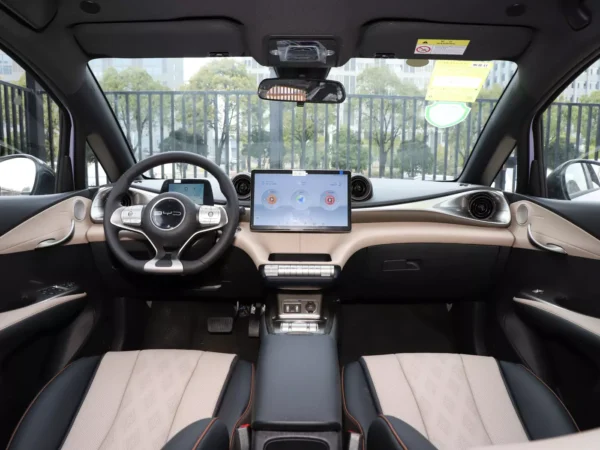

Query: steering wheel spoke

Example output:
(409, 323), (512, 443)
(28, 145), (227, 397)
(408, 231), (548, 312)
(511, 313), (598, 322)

(144, 245), (184, 274)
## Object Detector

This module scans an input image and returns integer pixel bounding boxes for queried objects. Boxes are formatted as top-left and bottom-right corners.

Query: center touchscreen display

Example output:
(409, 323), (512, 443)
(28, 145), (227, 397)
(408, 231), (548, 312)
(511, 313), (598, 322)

(251, 170), (351, 232)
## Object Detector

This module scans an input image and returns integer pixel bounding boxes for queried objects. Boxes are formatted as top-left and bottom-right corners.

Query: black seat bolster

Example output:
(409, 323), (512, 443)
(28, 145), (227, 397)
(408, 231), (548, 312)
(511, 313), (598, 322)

(368, 416), (438, 450)
(213, 359), (254, 441)
(161, 418), (229, 450)
(7, 355), (102, 450)
(342, 360), (380, 438)
(498, 361), (579, 440)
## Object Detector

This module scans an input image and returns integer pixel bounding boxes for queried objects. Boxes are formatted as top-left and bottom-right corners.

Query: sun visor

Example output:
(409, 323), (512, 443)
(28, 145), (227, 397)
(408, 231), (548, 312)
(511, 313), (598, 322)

(359, 22), (533, 61)
(74, 20), (245, 58)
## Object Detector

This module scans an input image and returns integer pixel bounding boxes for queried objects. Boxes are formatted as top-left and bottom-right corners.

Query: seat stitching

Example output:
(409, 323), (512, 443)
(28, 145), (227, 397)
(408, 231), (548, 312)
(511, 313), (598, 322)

(97, 350), (142, 450)
(6, 363), (73, 450)
(379, 415), (408, 450)
(340, 366), (365, 450)
(520, 365), (580, 432)
(165, 351), (206, 442)
(459, 354), (493, 445)
(192, 418), (218, 450)
(229, 363), (255, 450)
(394, 354), (430, 439)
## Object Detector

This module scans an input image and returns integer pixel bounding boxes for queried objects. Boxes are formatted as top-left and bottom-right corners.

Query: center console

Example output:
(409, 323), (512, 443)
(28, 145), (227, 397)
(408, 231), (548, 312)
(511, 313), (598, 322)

(248, 170), (348, 449)
(252, 316), (342, 450)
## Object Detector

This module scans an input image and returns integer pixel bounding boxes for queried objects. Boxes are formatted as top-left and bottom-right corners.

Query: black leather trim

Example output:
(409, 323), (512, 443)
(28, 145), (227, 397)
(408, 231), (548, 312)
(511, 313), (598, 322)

(358, 357), (383, 413)
(161, 418), (229, 450)
(498, 361), (578, 440)
(212, 356), (239, 417)
(0, 190), (93, 237)
(0, 295), (88, 361)
(515, 299), (600, 357)
(368, 415), (438, 450)
(7, 355), (102, 450)
(252, 333), (341, 432)
(213, 359), (253, 440)
(342, 361), (379, 437)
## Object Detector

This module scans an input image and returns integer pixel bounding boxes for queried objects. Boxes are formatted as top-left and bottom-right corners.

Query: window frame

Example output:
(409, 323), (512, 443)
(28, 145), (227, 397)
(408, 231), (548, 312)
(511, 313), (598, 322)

(531, 50), (600, 199)
(0, 44), (74, 194)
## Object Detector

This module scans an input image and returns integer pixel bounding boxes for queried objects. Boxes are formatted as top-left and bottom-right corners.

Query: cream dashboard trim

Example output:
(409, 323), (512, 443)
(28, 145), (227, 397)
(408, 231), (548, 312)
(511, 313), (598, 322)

(0, 196), (92, 255)
(234, 222), (514, 267)
(509, 200), (600, 259)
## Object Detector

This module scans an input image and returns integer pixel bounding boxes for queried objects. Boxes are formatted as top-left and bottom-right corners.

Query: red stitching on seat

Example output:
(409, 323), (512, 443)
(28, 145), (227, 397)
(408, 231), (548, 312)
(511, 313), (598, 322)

(229, 363), (255, 450)
(192, 418), (218, 450)
(6, 363), (73, 450)
(379, 415), (409, 450)
(341, 366), (365, 450)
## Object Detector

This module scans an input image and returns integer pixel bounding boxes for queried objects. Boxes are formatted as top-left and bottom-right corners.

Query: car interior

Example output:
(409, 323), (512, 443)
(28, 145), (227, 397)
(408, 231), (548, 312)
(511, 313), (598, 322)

(3, 0), (600, 449)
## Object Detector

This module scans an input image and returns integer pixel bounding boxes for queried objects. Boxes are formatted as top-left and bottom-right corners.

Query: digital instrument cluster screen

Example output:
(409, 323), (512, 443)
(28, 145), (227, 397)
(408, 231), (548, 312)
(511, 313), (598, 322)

(251, 170), (351, 232)
(160, 179), (214, 205)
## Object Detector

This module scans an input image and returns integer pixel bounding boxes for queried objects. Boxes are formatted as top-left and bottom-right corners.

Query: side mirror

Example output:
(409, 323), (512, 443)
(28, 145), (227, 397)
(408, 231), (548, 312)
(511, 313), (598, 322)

(547, 159), (600, 201)
(0, 154), (56, 196)
(258, 78), (345, 105)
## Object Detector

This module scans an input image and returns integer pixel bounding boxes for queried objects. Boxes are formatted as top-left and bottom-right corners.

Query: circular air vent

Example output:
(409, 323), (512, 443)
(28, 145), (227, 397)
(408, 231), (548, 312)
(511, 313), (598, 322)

(350, 174), (373, 202)
(119, 193), (132, 207)
(232, 173), (252, 200)
(468, 193), (496, 220)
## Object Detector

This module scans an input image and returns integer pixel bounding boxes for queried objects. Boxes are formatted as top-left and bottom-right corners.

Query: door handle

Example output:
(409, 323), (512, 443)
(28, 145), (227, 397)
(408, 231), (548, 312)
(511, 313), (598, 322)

(36, 220), (75, 249)
(527, 224), (567, 255)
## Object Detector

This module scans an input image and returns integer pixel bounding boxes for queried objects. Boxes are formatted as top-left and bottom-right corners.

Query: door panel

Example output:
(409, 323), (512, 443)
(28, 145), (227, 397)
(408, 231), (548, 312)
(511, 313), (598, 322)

(493, 195), (600, 432)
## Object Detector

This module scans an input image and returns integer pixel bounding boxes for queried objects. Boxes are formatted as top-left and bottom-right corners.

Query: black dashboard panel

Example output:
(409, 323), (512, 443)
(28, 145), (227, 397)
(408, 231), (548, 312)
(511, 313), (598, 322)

(339, 243), (505, 301)
(132, 177), (487, 208)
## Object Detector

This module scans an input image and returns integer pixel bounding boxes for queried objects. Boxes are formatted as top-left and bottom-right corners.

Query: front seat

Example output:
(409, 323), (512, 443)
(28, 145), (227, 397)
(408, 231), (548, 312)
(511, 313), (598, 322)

(7, 350), (253, 450)
(343, 353), (579, 450)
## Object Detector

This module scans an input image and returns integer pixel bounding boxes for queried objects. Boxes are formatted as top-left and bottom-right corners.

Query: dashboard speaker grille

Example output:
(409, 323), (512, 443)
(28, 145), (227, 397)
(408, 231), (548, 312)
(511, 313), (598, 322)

(468, 193), (496, 220)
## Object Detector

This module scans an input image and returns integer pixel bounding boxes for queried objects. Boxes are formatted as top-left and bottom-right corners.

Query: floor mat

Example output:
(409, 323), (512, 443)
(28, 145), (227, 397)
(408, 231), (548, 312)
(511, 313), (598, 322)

(143, 301), (260, 363)
(339, 303), (457, 366)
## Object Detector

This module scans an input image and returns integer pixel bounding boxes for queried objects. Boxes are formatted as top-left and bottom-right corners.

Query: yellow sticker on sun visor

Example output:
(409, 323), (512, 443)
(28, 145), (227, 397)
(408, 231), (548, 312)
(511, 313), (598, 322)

(414, 39), (470, 56)
(425, 61), (493, 103)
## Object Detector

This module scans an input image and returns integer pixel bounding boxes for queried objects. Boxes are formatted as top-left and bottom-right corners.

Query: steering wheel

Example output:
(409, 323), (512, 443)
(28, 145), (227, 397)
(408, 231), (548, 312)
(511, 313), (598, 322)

(103, 152), (239, 275)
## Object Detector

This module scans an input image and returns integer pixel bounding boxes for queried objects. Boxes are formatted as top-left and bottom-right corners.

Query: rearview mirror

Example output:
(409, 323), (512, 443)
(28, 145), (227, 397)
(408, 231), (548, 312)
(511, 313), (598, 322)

(258, 78), (345, 104)
(0, 154), (55, 196)
(547, 159), (600, 201)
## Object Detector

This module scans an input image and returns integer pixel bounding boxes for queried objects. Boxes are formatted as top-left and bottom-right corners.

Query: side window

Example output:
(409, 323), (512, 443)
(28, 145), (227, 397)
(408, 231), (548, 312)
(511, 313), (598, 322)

(0, 51), (63, 196)
(542, 60), (600, 201)
(85, 143), (108, 188)
(492, 149), (517, 192)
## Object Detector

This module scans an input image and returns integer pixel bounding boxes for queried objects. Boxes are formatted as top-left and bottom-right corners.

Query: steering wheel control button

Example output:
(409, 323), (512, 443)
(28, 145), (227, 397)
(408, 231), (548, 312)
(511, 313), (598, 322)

(199, 206), (222, 226)
(121, 205), (144, 225)
(150, 198), (186, 231)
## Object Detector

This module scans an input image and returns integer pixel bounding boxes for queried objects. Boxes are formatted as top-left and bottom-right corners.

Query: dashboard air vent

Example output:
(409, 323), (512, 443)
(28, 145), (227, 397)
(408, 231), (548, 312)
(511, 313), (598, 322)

(468, 193), (496, 220)
(232, 173), (252, 200)
(120, 194), (132, 207)
(351, 174), (373, 202)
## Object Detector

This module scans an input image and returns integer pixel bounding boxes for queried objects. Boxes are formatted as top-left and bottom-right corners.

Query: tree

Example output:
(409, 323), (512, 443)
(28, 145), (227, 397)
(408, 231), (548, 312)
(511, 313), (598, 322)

(183, 60), (255, 167)
(99, 66), (169, 158)
(158, 128), (207, 177)
(329, 126), (370, 172)
(355, 66), (424, 177)
(242, 127), (271, 169)
(282, 103), (335, 169)
(394, 140), (433, 178)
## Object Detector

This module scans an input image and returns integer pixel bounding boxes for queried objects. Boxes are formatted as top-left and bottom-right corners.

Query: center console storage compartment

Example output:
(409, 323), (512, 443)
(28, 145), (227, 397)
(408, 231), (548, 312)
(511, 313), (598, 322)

(252, 329), (342, 449)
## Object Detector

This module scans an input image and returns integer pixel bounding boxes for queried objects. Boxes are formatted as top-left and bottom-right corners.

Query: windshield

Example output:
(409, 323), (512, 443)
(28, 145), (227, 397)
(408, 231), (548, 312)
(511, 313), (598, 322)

(89, 57), (516, 180)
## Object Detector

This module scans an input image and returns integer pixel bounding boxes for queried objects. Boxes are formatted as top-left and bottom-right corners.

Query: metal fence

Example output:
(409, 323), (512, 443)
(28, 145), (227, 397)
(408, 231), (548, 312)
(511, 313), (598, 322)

(0, 80), (59, 170)
(99, 90), (501, 182)
(7, 83), (600, 191)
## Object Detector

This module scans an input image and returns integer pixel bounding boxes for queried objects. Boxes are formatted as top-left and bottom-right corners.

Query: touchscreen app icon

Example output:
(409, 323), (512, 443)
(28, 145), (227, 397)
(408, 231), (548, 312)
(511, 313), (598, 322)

(261, 190), (280, 210)
(320, 190), (339, 211)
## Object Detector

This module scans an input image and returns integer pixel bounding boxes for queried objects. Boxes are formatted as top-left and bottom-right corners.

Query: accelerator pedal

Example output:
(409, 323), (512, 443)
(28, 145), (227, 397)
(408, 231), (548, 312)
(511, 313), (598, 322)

(207, 317), (234, 334)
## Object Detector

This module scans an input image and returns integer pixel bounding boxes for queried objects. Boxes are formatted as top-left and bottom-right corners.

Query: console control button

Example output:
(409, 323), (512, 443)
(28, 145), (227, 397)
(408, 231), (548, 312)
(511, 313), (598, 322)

(121, 205), (144, 225)
(198, 206), (222, 226)
(263, 264), (334, 277)
(305, 301), (317, 314)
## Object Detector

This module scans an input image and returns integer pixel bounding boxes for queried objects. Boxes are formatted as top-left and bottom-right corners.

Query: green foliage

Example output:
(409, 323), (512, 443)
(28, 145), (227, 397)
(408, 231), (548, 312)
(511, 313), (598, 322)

(99, 67), (169, 158)
(182, 60), (256, 166)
